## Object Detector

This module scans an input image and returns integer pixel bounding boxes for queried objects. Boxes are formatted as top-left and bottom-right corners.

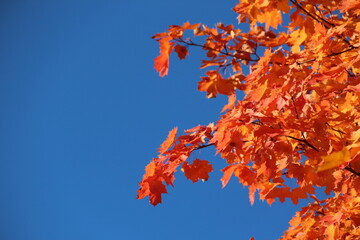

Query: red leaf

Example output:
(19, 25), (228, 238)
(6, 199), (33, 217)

(221, 164), (239, 188)
(174, 44), (188, 60)
(182, 159), (213, 183)
(148, 178), (167, 205)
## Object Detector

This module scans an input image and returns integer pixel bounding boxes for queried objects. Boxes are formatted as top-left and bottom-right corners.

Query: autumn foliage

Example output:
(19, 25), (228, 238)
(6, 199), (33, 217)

(138, 0), (360, 239)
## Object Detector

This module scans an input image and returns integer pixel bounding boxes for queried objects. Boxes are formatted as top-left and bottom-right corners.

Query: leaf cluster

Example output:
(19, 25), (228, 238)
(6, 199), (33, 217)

(138, 0), (360, 239)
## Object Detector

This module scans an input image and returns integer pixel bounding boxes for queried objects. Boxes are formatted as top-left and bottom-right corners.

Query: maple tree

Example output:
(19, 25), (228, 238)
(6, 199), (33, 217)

(137, 0), (360, 239)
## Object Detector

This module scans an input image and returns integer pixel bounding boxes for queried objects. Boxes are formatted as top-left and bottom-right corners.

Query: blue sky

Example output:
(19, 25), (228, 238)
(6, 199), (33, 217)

(0, 1), (309, 239)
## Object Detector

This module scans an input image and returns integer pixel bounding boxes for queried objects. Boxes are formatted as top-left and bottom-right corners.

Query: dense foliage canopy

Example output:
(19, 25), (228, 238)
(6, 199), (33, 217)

(138, 0), (360, 239)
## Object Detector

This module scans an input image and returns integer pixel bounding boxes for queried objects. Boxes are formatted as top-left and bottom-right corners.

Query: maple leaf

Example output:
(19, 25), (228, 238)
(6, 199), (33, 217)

(154, 36), (173, 77)
(198, 71), (242, 98)
(146, 176), (168, 206)
(182, 159), (213, 183)
(158, 127), (177, 154)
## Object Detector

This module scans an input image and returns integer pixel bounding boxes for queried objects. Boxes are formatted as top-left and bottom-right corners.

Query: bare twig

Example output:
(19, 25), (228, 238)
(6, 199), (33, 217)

(285, 135), (319, 152)
(326, 123), (345, 135)
(289, 0), (353, 47)
(289, 0), (334, 28)
(345, 166), (360, 177)
(175, 38), (260, 62)
(192, 143), (214, 152)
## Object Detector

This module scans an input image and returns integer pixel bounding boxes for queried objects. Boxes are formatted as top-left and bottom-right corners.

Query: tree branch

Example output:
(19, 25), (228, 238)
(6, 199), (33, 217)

(192, 143), (214, 152)
(175, 38), (260, 62)
(285, 135), (319, 152)
(289, 0), (335, 29)
(296, 46), (358, 65)
(289, 0), (354, 47)
(344, 166), (360, 177)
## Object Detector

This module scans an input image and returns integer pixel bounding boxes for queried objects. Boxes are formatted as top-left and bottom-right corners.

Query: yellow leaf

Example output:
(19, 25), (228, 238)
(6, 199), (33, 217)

(325, 224), (336, 240)
(317, 146), (351, 172)
(339, 92), (356, 113)
(351, 129), (360, 143)
(290, 28), (307, 53)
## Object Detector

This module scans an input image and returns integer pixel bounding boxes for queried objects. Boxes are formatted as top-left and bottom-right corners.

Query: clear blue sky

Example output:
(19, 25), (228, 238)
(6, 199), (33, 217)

(0, 1), (309, 239)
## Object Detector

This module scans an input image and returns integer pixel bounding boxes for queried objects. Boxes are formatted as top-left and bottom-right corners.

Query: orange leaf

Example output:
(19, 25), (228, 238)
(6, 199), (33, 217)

(198, 71), (238, 98)
(159, 127), (178, 154)
(154, 36), (173, 77)
(182, 159), (213, 183)
(221, 164), (239, 188)
(181, 21), (201, 30)
(221, 93), (237, 112)
(257, 9), (282, 30)
(248, 80), (268, 102)
(248, 184), (257, 205)
(137, 181), (150, 201)
(144, 161), (156, 178)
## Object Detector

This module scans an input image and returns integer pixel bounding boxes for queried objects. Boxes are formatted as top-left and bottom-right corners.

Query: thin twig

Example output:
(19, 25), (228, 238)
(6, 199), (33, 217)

(326, 122), (345, 135)
(192, 143), (214, 152)
(285, 135), (319, 152)
(176, 38), (235, 57)
(289, 0), (334, 28)
(344, 166), (360, 177)
(296, 46), (357, 65)
(175, 38), (260, 62)
(289, 0), (353, 46)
